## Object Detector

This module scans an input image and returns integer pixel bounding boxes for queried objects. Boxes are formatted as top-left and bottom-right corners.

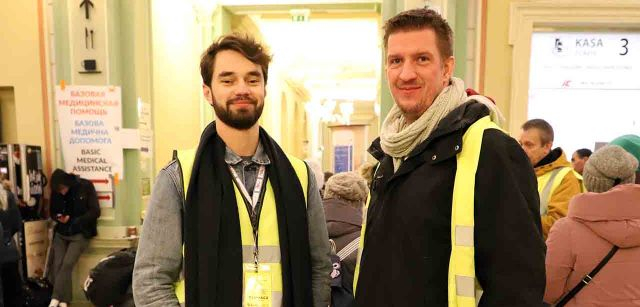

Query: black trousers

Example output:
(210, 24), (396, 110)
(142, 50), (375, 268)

(1, 260), (23, 307)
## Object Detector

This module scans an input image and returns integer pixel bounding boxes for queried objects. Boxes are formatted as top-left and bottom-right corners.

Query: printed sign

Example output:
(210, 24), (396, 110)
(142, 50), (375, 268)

(55, 85), (123, 192)
(334, 145), (353, 173)
(528, 32), (640, 154)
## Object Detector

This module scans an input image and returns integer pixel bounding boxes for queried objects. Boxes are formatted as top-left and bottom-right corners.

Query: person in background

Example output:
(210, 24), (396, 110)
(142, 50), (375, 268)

(0, 174), (23, 307)
(48, 169), (100, 307)
(571, 148), (592, 175)
(322, 171), (334, 197)
(323, 172), (368, 294)
(519, 119), (583, 237)
(544, 145), (640, 306)
(0, 222), (3, 307)
(1, 177), (17, 207)
(305, 159), (325, 196)
(610, 134), (640, 184)
(357, 161), (378, 188)
(356, 8), (544, 306)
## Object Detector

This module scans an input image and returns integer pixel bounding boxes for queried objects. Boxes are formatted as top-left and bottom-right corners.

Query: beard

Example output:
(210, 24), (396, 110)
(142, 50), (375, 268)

(212, 94), (264, 130)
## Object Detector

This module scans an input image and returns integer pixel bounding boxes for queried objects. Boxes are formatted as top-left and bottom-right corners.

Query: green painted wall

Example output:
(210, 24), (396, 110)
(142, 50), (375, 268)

(378, 0), (469, 122)
(53, 0), (152, 227)
(453, 0), (468, 79)
(379, 0), (402, 123)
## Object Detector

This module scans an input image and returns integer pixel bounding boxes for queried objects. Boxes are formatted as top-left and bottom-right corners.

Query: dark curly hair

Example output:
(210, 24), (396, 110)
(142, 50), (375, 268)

(200, 33), (272, 87)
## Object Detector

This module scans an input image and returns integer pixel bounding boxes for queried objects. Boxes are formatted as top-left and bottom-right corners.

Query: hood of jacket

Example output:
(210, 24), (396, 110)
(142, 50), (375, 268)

(534, 148), (571, 177)
(324, 198), (362, 238)
(568, 184), (640, 248)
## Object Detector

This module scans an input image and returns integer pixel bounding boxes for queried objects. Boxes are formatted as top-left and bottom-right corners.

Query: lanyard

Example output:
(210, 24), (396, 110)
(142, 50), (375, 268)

(228, 165), (267, 270)
(229, 165), (266, 209)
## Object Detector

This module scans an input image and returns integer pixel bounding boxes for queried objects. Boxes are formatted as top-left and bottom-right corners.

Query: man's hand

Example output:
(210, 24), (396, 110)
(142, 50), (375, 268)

(56, 214), (70, 224)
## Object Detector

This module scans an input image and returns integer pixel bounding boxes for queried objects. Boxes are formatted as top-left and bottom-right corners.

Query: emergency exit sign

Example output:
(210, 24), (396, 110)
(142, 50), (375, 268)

(290, 9), (310, 22)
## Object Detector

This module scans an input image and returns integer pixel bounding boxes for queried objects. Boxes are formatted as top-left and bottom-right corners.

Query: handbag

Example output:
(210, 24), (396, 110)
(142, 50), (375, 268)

(554, 245), (619, 307)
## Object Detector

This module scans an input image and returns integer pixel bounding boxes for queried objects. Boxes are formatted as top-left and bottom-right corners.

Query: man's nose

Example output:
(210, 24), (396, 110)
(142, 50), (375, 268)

(234, 80), (251, 95)
(398, 62), (418, 81)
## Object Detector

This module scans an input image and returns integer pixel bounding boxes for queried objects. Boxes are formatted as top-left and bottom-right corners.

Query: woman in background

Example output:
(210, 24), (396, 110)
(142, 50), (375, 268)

(323, 171), (368, 294)
(544, 145), (640, 306)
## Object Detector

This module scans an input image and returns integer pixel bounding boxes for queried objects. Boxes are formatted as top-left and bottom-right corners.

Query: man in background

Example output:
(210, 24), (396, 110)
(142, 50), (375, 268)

(519, 119), (582, 237)
(571, 148), (592, 175)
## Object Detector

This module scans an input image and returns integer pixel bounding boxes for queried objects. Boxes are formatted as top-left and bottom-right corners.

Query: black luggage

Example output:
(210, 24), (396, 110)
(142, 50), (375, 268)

(83, 248), (136, 307)
(22, 277), (52, 307)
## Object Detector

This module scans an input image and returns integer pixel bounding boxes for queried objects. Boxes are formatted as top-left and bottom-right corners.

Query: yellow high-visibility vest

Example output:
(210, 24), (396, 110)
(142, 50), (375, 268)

(354, 115), (500, 306)
(537, 167), (583, 215)
(173, 149), (308, 305)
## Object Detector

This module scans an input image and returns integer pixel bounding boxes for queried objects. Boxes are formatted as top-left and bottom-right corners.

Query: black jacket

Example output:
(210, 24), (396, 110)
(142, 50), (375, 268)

(51, 176), (100, 238)
(325, 198), (362, 292)
(0, 190), (21, 263)
(355, 102), (546, 306)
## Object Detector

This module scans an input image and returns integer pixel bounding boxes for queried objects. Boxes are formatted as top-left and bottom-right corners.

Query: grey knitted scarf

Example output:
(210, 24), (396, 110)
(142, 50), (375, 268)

(380, 77), (467, 171)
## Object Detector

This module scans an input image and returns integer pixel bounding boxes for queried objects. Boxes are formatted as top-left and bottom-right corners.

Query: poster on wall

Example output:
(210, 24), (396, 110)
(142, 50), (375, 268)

(528, 32), (640, 154)
(54, 85), (122, 205)
(334, 145), (353, 173)
(137, 98), (153, 198)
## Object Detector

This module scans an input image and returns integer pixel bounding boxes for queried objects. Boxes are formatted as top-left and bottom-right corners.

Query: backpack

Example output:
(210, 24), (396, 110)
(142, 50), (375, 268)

(23, 277), (52, 307)
(330, 237), (360, 307)
(83, 248), (136, 307)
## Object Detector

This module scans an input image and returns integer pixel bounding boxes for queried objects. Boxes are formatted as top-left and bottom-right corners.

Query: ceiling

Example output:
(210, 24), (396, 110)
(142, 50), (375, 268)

(255, 14), (382, 105)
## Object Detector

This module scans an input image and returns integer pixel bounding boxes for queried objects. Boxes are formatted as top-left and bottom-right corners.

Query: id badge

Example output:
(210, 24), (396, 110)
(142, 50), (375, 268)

(243, 264), (272, 307)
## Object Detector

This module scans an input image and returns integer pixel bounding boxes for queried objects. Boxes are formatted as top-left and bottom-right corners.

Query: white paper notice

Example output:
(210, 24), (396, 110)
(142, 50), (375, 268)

(55, 85), (123, 191)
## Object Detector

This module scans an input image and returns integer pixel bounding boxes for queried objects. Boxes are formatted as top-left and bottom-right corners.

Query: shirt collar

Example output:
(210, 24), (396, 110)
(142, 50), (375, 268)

(224, 141), (271, 166)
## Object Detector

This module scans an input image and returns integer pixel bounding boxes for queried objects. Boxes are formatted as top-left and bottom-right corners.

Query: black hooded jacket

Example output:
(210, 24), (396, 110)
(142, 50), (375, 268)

(51, 175), (100, 238)
(355, 102), (546, 306)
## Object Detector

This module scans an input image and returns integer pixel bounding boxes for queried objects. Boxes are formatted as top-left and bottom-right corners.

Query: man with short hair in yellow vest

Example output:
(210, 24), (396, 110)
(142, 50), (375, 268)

(353, 8), (545, 307)
(519, 119), (584, 238)
(132, 34), (332, 307)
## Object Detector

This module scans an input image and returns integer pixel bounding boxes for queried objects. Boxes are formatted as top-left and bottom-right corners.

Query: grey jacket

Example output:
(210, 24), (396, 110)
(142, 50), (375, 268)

(133, 157), (332, 307)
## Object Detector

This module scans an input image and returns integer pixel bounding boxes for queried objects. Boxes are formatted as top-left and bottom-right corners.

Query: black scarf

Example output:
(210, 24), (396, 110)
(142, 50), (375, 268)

(184, 122), (312, 306)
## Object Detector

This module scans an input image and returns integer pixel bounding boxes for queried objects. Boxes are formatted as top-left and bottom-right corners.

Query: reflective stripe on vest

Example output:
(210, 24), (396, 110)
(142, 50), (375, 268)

(353, 115), (499, 307)
(537, 167), (573, 215)
(173, 149), (308, 305)
(352, 170), (375, 295)
(448, 115), (500, 306)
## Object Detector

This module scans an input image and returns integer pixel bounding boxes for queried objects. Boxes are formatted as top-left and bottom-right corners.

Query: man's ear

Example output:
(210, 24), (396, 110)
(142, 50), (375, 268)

(543, 142), (553, 155)
(202, 84), (214, 106)
(443, 56), (455, 80)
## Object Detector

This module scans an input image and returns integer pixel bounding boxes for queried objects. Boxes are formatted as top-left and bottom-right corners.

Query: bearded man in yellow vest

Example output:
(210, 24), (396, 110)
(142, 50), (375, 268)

(354, 8), (545, 307)
(519, 119), (583, 238)
(132, 34), (332, 307)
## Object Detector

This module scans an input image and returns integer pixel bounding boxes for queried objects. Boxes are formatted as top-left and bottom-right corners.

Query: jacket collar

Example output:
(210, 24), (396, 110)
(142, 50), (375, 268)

(368, 101), (490, 163)
(224, 141), (271, 166)
(534, 148), (570, 176)
(368, 101), (490, 180)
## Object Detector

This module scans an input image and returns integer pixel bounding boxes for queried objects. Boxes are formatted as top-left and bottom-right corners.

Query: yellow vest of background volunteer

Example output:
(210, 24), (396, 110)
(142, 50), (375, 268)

(354, 116), (500, 307)
(537, 167), (583, 215)
(173, 149), (308, 305)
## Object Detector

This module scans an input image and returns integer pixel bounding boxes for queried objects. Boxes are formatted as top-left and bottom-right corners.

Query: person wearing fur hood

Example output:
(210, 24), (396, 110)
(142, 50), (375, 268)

(544, 145), (640, 306)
